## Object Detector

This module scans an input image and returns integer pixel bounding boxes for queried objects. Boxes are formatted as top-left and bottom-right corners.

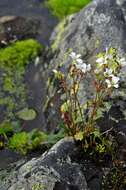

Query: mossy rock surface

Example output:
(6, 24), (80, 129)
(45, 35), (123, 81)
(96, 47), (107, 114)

(0, 39), (42, 122)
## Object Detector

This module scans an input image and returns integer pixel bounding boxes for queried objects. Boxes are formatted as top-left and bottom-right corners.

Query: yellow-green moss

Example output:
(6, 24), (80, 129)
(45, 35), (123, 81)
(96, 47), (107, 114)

(0, 39), (42, 120)
(51, 19), (67, 51)
(46, 0), (91, 19)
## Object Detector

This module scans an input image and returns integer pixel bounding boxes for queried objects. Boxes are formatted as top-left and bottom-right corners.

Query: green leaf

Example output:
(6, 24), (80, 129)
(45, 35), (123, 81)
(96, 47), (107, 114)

(60, 101), (70, 113)
(16, 108), (37, 121)
(104, 102), (112, 112)
(74, 131), (83, 141)
(46, 129), (65, 146)
(93, 129), (101, 138)
(0, 121), (13, 138)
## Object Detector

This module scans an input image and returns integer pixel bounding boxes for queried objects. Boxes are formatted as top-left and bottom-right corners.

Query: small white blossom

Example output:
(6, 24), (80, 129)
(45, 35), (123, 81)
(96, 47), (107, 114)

(76, 63), (91, 73)
(105, 79), (112, 88)
(76, 58), (83, 64)
(96, 56), (108, 66)
(76, 63), (87, 73)
(96, 57), (104, 64)
(94, 68), (100, 74)
(120, 57), (126, 67)
(111, 75), (120, 84)
(106, 54), (113, 60)
(69, 52), (81, 60)
(105, 75), (120, 88)
(69, 52), (91, 73)
(104, 68), (113, 76)
(52, 69), (58, 74)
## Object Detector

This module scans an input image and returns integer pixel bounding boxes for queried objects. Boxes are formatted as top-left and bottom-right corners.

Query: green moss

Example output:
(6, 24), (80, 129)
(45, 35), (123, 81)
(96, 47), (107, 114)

(9, 129), (48, 155)
(0, 39), (42, 69)
(0, 39), (42, 120)
(46, 0), (91, 19)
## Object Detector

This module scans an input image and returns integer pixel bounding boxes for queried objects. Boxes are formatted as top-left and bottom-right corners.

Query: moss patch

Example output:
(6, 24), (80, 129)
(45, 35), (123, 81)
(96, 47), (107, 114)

(46, 0), (91, 19)
(0, 39), (42, 120)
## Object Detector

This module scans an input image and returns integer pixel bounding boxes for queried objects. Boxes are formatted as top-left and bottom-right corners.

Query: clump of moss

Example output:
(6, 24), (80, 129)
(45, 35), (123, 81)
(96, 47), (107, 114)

(0, 39), (42, 69)
(46, 0), (91, 19)
(0, 39), (42, 120)
(8, 129), (48, 155)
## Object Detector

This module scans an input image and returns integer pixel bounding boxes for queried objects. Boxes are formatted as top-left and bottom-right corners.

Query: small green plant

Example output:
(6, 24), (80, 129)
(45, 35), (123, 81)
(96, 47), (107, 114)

(0, 121), (14, 138)
(9, 129), (48, 155)
(29, 129), (48, 149)
(0, 121), (14, 149)
(8, 127), (65, 155)
(0, 39), (42, 120)
(9, 132), (30, 155)
(32, 183), (45, 190)
(45, 0), (91, 19)
(53, 48), (125, 158)
(46, 127), (65, 146)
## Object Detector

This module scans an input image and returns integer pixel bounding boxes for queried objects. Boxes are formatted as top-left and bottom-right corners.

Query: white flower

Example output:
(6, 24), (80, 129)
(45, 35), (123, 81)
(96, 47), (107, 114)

(76, 58), (83, 64)
(105, 79), (112, 88)
(105, 75), (120, 88)
(120, 57), (126, 67)
(69, 52), (91, 73)
(76, 63), (91, 73)
(52, 69), (58, 74)
(76, 63), (87, 73)
(106, 54), (113, 60)
(111, 75), (120, 84)
(96, 57), (104, 64)
(96, 51), (112, 67)
(69, 52), (81, 60)
(94, 68), (100, 74)
(96, 56), (107, 66)
(104, 68), (113, 76)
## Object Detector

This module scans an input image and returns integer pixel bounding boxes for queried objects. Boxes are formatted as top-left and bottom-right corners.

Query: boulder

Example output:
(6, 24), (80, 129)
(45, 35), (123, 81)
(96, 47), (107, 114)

(44, 0), (126, 136)
(0, 138), (94, 190)
(0, 16), (40, 46)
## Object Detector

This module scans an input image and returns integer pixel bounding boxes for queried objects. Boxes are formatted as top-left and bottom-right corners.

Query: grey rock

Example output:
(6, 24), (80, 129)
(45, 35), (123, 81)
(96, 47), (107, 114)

(0, 138), (88, 190)
(0, 16), (40, 46)
(44, 0), (126, 135)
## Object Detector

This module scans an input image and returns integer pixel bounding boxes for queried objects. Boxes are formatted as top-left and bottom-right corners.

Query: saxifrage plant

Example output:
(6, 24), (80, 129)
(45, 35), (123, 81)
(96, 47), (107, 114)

(53, 48), (125, 158)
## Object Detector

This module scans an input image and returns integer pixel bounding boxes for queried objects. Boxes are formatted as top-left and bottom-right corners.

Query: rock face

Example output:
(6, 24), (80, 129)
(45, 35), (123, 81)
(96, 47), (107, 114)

(51, 0), (126, 54)
(0, 138), (96, 190)
(45, 0), (126, 135)
(0, 138), (105, 190)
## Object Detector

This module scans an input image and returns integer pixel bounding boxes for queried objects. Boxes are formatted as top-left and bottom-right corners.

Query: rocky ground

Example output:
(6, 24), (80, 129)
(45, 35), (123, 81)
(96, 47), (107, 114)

(0, 138), (102, 190)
